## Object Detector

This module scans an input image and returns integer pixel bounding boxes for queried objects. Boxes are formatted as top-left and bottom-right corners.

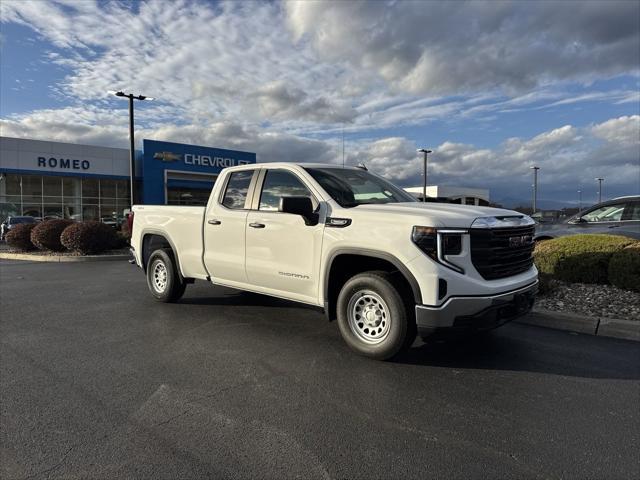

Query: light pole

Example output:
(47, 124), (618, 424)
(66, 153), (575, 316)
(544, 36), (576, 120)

(530, 166), (540, 214)
(418, 149), (432, 202)
(595, 177), (604, 203)
(110, 90), (154, 207)
(578, 189), (582, 211)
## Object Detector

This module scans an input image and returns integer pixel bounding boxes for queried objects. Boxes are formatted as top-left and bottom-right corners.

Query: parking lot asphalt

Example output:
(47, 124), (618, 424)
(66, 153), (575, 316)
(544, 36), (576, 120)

(1, 259), (639, 480)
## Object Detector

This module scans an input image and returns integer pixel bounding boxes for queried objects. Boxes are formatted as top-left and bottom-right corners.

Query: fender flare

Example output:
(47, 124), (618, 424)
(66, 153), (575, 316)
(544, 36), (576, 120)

(323, 248), (423, 306)
(140, 228), (185, 280)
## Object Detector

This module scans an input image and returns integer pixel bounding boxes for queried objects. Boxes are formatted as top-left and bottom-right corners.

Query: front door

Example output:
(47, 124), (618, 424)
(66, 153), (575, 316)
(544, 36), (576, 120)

(245, 169), (325, 304)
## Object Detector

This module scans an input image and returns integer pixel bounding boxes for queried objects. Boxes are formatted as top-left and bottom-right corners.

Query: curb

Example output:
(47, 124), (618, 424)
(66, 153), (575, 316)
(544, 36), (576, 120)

(0, 252), (130, 263)
(516, 308), (640, 342)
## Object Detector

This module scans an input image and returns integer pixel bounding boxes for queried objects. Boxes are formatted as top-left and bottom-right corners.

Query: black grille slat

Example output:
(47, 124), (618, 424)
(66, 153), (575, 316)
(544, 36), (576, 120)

(470, 226), (535, 280)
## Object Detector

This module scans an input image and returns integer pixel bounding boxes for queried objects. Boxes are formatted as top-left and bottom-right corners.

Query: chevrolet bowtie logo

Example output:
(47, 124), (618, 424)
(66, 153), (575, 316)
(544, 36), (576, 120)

(153, 151), (182, 162)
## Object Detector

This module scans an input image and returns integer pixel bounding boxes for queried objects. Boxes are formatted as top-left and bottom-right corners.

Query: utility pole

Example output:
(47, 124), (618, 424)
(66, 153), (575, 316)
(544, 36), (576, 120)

(418, 149), (432, 202)
(530, 166), (540, 214)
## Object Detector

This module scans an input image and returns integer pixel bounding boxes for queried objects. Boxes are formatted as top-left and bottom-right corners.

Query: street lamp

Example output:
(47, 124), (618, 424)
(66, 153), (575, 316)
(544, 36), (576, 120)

(595, 177), (604, 203)
(530, 166), (540, 214)
(578, 189), (582, 211)
(109, 90), (154, 207)
(418, 149), (432, 202)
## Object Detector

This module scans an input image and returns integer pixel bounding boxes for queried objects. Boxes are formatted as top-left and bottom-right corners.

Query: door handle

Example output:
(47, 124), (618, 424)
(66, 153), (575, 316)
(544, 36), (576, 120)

(249, 222), (265, 229)
(207, 219), (222, 225)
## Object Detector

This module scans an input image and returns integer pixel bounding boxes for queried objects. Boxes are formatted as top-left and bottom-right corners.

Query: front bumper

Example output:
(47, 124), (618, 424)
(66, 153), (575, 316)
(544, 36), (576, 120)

(415, 281), (538, 335)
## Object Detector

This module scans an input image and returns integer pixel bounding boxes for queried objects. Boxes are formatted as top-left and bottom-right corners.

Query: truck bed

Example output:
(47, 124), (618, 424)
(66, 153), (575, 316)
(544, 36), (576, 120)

(132, 205), (208, 279)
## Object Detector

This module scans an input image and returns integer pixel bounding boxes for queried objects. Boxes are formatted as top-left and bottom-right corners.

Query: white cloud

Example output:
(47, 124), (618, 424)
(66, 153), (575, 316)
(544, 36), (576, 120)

(286, 0), (640, 95)
(2, 0), (637, 137)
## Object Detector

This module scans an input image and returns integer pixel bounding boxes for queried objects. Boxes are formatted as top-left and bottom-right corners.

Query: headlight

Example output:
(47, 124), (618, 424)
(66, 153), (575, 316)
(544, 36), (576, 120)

(412, 226), (466, 273)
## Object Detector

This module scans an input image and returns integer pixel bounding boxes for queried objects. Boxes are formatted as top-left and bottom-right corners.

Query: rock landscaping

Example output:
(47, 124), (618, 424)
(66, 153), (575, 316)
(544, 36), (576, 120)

(536, 279), (640, 321)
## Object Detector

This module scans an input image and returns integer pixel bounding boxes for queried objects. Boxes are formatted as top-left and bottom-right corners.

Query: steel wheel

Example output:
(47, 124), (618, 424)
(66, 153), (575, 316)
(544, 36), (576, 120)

(347, 289), (391, 345)
(151, 260), (168, 293)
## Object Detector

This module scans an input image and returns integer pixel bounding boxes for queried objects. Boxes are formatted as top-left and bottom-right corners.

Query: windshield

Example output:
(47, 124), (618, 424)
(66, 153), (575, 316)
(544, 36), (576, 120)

(305, 167), (416, 208)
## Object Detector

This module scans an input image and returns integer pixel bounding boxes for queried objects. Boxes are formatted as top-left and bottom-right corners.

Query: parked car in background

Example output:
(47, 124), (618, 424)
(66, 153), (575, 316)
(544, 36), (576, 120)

(535, 196), (640, 241)
(0, 216), (38, 241)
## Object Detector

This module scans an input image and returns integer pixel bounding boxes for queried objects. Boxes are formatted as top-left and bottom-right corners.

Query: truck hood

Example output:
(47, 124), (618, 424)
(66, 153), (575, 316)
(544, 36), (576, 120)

(351, 202), (529, 228)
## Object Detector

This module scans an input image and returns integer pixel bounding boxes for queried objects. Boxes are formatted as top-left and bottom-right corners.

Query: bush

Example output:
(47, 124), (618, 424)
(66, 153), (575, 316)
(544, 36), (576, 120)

(5, 223), (37, 251)
(30, 219), (73, 251)
(60, 221), (120, 254)
(534, 234), (636, 284)
(608, 242), (640, 292)
(120, 219), (132, 241)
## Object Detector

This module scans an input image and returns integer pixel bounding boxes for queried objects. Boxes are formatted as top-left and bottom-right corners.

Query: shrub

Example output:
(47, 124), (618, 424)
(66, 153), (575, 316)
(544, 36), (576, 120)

(60, 221), (120, 254)
(608, 242), (640, 292)
(5, 223), (37, 251)
(120, 219), (132, 241)
(30, 219), (73, 251)
(536, 272), (557, 296)
(534, 234), (635, 284)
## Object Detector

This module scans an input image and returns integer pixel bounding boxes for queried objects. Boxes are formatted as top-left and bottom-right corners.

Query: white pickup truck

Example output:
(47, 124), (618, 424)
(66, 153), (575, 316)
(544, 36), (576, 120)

(131, 163), (537, 359)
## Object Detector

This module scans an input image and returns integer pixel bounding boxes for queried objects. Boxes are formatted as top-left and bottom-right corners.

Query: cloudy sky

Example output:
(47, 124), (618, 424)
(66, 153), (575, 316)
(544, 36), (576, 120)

(1, 0), (639, 207)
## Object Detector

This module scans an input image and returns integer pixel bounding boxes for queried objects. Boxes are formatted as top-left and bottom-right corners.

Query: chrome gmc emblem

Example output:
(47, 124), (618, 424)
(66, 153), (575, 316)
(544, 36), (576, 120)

(509, 235), (533, 247)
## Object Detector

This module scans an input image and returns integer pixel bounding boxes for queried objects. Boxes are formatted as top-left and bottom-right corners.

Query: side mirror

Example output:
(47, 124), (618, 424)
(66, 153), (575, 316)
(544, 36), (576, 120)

(568, 217), (586, 225)
(279, 196), (318, 226)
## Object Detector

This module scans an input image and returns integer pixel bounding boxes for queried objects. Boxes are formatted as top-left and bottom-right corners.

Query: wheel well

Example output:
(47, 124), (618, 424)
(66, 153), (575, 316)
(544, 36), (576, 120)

(325, 254), (419, 321)
(142, 234), (174, 273)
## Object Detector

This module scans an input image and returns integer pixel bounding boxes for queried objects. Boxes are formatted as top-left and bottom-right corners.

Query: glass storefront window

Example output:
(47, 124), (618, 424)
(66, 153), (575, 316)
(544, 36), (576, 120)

(43, 203), (63, 219)
(22, 204), (41, 218)
(64, 199), (81, 220)
(82, 205), (99, 221)
(43, 176), (62, 196)
(116, 180), (129, 199)
(62, 177), (78, 197)
(1, 174), (131, 221)
(100, 179), (117, 199)
(82, 179), (99, 199)
(0, 196), (20, 219)
(5, 174), (21, 195)
(100, 202), (117, 221)
(22, 175), (42, 196)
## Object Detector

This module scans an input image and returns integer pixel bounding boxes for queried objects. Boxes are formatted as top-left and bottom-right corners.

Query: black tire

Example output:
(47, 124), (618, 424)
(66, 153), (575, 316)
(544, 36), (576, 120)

(146, 249), (186, 303)
(336, 271), (416, 360)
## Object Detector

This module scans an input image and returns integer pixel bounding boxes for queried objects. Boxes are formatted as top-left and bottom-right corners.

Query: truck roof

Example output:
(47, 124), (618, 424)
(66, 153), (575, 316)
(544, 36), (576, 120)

(227, 162), (361, 172)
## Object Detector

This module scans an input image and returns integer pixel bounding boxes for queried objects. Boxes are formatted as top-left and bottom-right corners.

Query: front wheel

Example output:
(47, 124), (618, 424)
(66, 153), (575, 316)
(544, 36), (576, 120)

(336, 271), (416, 360)
(146, 249), (186, 302)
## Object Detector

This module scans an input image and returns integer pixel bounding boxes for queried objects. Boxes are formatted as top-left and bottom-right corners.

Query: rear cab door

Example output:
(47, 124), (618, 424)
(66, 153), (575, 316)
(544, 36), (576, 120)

(203, 168), (258, 284)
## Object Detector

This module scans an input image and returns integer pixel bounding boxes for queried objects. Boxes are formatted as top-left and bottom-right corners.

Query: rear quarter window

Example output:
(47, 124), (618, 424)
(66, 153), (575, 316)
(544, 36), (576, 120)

(221, 171), (253, 209)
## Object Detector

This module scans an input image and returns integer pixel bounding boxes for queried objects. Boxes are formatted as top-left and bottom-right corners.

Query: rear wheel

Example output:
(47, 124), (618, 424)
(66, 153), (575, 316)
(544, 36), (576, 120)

(146, 249), (186, 302)
(337, 271), (415, 360)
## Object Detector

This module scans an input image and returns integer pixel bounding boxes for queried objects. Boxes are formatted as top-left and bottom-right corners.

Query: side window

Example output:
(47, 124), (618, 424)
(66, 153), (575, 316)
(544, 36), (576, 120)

(581, 203), (625, 223)
(221, 171), (253, 209)
(624, 202), (640, 221)
(259, 170), (313, 211)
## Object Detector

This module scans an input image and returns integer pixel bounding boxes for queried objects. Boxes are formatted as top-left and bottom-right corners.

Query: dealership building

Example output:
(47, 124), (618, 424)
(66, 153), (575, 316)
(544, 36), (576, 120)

(0, 136), (256, 220)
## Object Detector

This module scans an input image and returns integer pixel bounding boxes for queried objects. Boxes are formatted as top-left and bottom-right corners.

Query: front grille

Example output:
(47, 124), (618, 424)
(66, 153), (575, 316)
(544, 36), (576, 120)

(470, 226), (535, 280)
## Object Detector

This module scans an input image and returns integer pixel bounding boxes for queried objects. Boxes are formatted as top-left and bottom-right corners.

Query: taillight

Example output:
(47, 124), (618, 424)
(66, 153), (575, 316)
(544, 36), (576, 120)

(127, 211), (134, 232)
